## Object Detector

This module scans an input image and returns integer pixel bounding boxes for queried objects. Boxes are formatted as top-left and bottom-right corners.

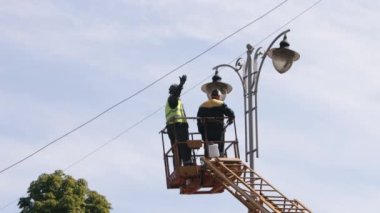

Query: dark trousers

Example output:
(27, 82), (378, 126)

(201, 125), (225, 156)
(167, 123), (191, 166)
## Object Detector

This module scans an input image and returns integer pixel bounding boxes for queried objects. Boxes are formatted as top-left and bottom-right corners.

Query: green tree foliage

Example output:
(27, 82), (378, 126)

(18, 170), (111, 213)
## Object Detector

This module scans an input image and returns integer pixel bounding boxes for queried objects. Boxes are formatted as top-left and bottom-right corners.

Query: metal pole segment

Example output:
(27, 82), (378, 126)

(212, 29), (292, 170)
(249, 29), (291, 162)
(246, 45), (255, 171)
(211, 29), (301, 213)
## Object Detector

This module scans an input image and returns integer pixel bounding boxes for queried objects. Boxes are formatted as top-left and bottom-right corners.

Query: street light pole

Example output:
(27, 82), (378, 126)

(246, 44), (255, 171)
(213, 29), (300, 170)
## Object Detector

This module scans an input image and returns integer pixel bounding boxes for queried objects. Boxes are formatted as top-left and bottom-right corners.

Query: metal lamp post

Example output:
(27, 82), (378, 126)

(212, 29), (300, 170)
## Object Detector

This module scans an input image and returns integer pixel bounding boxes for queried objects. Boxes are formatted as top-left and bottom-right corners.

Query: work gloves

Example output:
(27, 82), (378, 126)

(179, 75), (187, 86)
(227, 118), (234, 125)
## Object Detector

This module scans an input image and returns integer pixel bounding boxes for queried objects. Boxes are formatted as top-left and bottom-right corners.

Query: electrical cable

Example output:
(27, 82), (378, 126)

(0, 0), (288, 175)
(63, 0), (323, 173)
(0, 75), (211, 212)
(0, 0), (323, 210)
(63, 74), (214, 171)
(255, 0), (322, 46)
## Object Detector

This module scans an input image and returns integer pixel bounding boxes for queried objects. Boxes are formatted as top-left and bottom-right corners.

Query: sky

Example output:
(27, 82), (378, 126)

(1, 0), (379, 212)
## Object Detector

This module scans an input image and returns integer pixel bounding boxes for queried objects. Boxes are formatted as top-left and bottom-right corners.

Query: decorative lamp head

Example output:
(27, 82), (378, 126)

(201, 71), (232, 100)
(267, 35), (300, 74)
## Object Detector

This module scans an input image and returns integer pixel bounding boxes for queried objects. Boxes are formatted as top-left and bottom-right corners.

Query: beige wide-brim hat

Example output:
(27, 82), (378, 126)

(201, 81), (232, 101)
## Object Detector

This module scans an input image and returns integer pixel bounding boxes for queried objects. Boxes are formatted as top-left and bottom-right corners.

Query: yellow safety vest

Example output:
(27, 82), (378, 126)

(165, 100), (187, 124)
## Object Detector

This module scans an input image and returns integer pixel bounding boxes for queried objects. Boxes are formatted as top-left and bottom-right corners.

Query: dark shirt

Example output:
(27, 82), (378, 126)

(167, 85), (183, 109)
(197, 99), (234, 141)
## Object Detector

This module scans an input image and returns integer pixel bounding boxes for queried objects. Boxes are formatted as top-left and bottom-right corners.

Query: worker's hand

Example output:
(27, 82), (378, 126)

(227, 118), (234, 125)
(179, 75), (187, 86)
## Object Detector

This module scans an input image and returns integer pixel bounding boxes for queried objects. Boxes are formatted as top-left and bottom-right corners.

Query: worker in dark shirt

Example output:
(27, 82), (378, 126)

(165, 75), (192, 166)
(197, 89), (235, 157)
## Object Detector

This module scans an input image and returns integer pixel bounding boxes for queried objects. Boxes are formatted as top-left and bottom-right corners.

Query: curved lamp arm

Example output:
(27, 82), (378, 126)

(252, 29), (290, 92)
(213, 57), (245, 94)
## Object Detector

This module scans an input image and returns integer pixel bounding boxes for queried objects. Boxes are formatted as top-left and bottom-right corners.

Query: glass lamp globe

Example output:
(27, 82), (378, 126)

(267, 36), (300, 74)
(201, 71), (232, 101)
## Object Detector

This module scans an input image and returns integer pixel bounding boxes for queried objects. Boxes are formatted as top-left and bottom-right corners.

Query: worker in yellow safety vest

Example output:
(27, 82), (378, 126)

(165, 75), (192, 166)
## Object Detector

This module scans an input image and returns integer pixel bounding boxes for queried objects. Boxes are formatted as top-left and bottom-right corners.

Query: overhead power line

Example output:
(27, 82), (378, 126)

(255, 0), (322, 46)
(0, 1), (323, 210)
(64, 0), (323, 173)
(63, 74), (214, 171)
(0, 0), (288, 174)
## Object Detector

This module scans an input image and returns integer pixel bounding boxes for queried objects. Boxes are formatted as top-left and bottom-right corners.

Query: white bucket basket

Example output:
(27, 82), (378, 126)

(208, 144), (220, 158)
